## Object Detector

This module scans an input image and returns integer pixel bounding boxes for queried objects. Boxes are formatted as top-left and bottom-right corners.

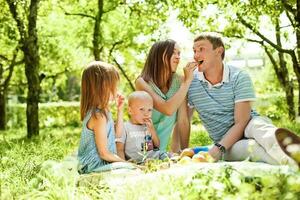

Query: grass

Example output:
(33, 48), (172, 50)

(0, 126), (81, 199)
(1, 119), (300, 199)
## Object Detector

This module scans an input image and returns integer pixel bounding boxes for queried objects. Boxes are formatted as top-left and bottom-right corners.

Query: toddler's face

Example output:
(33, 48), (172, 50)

(128, 98), (153, 125)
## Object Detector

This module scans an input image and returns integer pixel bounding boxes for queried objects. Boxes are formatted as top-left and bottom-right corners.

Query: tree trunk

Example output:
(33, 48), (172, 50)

(24, 0), (40, 138)
(296, 0), (300, 115)
(275, 19), (295, 119)
(0, 91), (6, 130)
(93, 0), (104, 60)
(6, 0), (41, 137)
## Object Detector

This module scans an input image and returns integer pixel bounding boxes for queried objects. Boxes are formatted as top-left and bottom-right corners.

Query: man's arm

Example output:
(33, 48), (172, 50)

(209, 101), (251, 160)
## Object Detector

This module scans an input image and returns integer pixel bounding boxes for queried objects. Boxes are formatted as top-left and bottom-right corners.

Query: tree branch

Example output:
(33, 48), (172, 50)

(112, 58), (135, 91)
(285, 10), (295, 28)
(103, 0), (127, 14)
(280, 24), (293, 29)
(6, 0), (26, 43)
(65, 12), (95, 20)
(39, 68), (70, 83)
(3, 50), (18, 90)
(237, 14), (294, 54)
(0, 55), (9, 61)
(109, 40), (124, 56)
(108, 41), (135, 91)
(214, 31), (264, 44)
(264, 46), (280, 78)
(281, 0), (296, 16)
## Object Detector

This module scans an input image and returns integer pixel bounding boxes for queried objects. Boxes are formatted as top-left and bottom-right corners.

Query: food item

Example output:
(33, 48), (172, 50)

(200, 151), (215, 163)
(178, 156), (192, 165)
(192, 153), (207, 163)
(180, 148), (195, 158)
(170, 155), (181, 162)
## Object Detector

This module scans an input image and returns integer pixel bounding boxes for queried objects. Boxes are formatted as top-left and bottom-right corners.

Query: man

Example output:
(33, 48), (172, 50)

(187, 32), (298, 167)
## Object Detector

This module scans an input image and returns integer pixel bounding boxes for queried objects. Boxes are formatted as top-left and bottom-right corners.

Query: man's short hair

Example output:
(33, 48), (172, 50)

(128, 91), (153, 106)
(194, 32), (225, 60)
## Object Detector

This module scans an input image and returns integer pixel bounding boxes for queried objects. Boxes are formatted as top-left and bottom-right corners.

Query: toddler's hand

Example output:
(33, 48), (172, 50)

(116, 93), (125, 111)
(144, 118), (154, 131)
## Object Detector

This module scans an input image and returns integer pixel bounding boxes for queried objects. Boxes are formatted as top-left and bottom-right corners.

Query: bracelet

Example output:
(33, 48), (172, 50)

(214, 143), (226, 153)
(115, 137), (123, 143)
(214, 143), (226, 161)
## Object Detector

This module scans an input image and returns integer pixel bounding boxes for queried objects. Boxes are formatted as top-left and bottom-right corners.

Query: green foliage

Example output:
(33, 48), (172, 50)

(7, 102), (80, 128)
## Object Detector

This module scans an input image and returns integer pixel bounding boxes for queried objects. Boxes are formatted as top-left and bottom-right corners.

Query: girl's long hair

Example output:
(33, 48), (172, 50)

(80, 61), (119, 120)
(141, 39), (176, 90)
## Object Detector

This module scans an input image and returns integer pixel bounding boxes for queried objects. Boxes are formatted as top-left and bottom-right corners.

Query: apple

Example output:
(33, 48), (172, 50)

(192, 153), (207, 163)
(178, 156), (192, 165)
(180, 148), (195, 158)
(199, 151), (215, 163)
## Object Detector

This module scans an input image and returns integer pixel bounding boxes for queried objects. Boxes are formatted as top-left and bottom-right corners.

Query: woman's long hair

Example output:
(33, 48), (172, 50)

(141, 39), (176, 91)
(80, 61), (119, 120)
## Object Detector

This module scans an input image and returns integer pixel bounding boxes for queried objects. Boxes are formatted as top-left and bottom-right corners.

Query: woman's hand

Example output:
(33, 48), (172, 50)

(183, 62), (197, 83)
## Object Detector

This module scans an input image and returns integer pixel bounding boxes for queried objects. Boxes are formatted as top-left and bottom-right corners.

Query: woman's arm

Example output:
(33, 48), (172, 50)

(135, 62), (197, 116)
(91, 113), (125, 162)
(170, 98), (191, 153)
(177, 98), (191, 149)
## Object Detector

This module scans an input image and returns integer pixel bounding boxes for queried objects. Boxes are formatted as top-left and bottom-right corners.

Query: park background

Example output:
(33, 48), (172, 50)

(1, 0), (300, 199)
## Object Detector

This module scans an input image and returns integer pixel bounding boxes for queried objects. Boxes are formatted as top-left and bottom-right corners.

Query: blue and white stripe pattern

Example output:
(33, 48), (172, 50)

(188, 64), (259, 142)
(77, 110), (117, 173)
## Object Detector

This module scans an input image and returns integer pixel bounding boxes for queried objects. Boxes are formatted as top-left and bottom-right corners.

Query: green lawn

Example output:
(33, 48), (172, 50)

(1, 122), (300, 199)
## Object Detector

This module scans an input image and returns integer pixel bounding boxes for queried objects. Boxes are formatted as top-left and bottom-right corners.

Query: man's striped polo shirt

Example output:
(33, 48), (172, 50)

(188, 64), (259, 142)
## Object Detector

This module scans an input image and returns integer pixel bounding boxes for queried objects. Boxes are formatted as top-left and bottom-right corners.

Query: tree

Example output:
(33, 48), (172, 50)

(6, 0), (41, 137)
(0, 47), (24, 130)
(172, 0), (299, 119)
(0, 0), (23, 130)
(62, 0), (170, 92)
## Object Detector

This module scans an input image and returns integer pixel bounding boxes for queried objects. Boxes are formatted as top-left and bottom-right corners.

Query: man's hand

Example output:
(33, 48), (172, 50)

(208, 145), (222, 161)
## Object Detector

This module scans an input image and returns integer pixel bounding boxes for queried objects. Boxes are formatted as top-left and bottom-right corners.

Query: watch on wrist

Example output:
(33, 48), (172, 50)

(214, 143), (226, 153)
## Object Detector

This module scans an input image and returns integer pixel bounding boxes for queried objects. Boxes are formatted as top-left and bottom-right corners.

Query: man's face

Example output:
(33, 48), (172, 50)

(128, 98), (153, 125)
(193, 39), (221, 72)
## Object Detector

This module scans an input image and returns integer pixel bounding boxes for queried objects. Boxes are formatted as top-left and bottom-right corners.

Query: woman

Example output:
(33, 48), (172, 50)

(135, 39), (197, 153)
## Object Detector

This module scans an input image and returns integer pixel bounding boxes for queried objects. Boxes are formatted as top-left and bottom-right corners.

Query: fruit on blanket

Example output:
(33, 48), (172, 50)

(192, 153), (207, 163)
(180, 148), (195, 158)
(170, 155), (181, 162)
(178, 156), (192, 165)
(199, 151), (215, 163)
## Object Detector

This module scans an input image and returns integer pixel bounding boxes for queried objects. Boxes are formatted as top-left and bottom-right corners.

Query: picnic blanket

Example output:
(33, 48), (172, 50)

(36, 152), (295, 187)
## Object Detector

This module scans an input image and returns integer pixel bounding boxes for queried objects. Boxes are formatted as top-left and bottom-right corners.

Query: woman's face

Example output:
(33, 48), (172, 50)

(170, 43), (181, 72)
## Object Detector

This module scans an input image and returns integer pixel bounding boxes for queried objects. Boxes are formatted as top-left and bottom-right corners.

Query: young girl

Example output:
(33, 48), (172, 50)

(77, 61), (132, 174)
